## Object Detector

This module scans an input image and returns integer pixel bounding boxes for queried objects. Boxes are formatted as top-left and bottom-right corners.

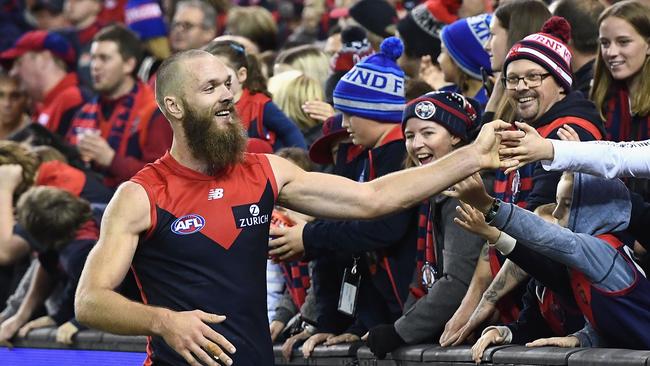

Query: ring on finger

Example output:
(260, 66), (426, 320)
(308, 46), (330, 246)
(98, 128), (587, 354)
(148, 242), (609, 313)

(206, 344), (221, 358)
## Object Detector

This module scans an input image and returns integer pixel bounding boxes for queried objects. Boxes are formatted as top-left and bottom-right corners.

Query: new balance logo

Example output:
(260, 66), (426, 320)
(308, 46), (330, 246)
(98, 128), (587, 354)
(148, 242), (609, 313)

(208, 188), (224, 200)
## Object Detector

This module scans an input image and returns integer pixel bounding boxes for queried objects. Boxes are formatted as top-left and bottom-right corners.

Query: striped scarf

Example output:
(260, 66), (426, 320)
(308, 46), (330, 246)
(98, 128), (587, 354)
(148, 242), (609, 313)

(271, 210), (311, 308)
(68, 82), (143, 158)
(410, 200), (436, 299)
(604, 84), (650, 142)
(604, 84), (650, 199)
(493, 165), (535, 209)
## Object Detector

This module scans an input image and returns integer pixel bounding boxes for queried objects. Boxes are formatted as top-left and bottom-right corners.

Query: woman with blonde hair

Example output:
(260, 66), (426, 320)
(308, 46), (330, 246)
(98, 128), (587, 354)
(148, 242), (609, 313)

(591, 0), (650, 142)
(591, 0), (650, 199)
(271, 72), (328, 146)
(274, 45), (331, 90)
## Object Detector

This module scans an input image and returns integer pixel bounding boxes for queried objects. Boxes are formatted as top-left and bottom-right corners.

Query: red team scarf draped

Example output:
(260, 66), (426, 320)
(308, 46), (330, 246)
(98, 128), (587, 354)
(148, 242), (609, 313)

(271, 210), (311, 308)
(411, 201), (436, 299)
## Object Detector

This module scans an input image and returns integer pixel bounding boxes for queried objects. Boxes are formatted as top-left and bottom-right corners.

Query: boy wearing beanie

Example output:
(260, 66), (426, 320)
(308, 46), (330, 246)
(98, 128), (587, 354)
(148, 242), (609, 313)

(439, 13), (492, 106)
(270, 38), (419, 353)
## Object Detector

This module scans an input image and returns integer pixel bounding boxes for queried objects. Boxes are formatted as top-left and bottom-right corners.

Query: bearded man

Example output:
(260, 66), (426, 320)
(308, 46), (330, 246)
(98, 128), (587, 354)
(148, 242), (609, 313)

(74, 49), (508, 366)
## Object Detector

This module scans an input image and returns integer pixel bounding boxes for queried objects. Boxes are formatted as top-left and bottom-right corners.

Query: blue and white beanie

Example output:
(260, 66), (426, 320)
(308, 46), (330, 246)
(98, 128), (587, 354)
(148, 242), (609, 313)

(333, 37), (406, 123)
(441, 13), (492, 80)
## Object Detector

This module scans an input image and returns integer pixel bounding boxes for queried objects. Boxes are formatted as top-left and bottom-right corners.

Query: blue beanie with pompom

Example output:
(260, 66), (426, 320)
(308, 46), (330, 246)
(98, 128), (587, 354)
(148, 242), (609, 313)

(333, 37), (406, 123)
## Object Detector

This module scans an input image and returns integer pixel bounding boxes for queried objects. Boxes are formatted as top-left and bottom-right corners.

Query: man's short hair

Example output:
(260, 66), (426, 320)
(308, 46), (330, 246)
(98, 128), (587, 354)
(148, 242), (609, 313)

(0, 141), (39, 202)
(155, 49), (211, 113)
(176, 0), (217, 30)
(17, 186), (92, 250)
(93, 24), (144, 69)
(553, 0), (606, 54)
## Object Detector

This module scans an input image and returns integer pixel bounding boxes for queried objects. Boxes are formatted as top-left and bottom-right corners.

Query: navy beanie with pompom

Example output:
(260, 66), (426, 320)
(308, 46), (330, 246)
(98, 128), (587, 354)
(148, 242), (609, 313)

(333, 37), (406, 123)
(402, 91), (482, 142)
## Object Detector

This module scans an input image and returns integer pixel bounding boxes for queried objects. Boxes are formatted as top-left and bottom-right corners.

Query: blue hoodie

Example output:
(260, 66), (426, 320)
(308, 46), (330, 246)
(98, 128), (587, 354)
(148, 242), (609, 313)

(490, 173), (650, 348)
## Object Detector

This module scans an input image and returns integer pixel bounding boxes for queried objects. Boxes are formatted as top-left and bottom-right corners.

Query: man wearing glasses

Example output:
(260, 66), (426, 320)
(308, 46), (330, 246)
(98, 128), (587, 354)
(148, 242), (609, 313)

(439, 18), (607, 346)
(496, 17), (605, 210)
(169, 0), (217, 54)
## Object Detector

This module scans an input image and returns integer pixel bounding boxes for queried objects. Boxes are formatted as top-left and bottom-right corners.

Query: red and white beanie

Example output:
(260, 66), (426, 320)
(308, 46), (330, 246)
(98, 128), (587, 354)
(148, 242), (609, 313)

(503, 16), (573, 92)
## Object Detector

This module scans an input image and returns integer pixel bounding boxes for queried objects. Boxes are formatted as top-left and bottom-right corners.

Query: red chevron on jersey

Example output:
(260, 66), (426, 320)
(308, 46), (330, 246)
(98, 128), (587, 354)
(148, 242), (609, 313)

(132, 151), (278, 250)
(129, 151), (279, 365)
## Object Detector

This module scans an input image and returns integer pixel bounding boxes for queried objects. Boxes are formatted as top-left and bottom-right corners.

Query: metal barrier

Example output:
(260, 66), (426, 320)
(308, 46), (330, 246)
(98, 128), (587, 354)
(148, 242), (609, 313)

(12, 327), (147, 353)
(7, 328), (650, 365)
(491, 345), (583, 366)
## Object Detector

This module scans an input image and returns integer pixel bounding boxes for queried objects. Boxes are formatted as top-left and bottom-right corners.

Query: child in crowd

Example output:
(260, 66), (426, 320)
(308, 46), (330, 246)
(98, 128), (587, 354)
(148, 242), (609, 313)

(452, 168), (650, 349)
(0, 187), (94, 346)
(438, 14), (493, 107)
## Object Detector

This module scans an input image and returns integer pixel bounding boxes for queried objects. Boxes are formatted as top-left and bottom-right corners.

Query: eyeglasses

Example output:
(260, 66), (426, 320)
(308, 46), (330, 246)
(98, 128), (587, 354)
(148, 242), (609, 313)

(171, 21), (204, 32)
(502, 73), (551, 90)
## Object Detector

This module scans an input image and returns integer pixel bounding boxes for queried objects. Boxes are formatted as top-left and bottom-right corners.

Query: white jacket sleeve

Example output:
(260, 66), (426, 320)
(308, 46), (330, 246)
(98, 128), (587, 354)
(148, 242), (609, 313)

(542, 139), (650, 179)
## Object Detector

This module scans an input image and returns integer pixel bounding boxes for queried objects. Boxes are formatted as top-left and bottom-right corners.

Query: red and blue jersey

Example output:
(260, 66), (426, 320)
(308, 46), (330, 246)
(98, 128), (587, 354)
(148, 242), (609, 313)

(570, 234), (650, 349)
(130, 152), (278, 366)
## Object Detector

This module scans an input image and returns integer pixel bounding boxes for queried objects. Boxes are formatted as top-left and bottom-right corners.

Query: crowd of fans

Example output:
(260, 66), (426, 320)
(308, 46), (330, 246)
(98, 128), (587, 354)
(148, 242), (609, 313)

(1, 0), (650, 362)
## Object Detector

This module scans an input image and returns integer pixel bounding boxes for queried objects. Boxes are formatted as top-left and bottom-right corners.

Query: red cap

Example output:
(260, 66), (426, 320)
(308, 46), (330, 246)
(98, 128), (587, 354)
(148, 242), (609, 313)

(309, 114), (349, 165)
(0, 31), (76, 68)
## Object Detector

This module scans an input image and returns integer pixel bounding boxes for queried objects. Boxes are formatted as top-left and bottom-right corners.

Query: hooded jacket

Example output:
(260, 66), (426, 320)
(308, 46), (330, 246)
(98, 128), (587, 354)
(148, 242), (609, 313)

(490, 92), (605, 324)
(491, 173), (650, 348)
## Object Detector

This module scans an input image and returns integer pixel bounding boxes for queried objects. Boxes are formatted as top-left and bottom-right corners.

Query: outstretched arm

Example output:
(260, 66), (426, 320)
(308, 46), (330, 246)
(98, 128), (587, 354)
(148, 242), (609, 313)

(444, 259), (529, 346)
(500, 122), (650, 178)
(75, 182), (235, 366)
(439, 244), (492, 346)
(271, 121), (510, 220)
(490, 202), (634, 292)
(543, 139), (650, 179)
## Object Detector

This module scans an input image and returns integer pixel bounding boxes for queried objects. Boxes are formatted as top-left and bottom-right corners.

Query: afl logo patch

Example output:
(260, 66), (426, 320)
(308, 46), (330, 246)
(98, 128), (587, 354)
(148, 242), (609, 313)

(171, 214), (206, 235)
(415, 101), (436, 120)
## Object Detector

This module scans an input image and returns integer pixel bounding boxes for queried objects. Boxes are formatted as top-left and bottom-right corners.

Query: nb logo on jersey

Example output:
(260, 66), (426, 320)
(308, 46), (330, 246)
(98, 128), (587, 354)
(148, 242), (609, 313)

(235, 204), (268, 228)
(208, 188), (224, 200)
(171, 214), (206, 235)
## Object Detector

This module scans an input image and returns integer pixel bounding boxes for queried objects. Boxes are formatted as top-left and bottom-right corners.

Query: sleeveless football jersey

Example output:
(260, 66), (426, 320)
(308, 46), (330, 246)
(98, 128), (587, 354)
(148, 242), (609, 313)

(130, 151), (278, 365)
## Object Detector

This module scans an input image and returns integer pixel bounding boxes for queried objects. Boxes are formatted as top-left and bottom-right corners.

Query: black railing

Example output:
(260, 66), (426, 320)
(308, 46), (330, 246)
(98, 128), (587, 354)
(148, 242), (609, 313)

(7, 328), (650, 365)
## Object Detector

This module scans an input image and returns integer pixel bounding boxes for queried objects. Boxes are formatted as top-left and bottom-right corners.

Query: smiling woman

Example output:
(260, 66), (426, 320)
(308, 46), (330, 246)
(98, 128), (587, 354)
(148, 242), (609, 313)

(403, 92), (481, 168)
(590, 0), (650, 142)
(363, 91), (487, 357)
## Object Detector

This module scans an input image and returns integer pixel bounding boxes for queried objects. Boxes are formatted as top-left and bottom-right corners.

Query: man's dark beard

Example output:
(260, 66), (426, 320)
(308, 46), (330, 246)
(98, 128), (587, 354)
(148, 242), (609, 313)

(182, 102), (247, 175)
